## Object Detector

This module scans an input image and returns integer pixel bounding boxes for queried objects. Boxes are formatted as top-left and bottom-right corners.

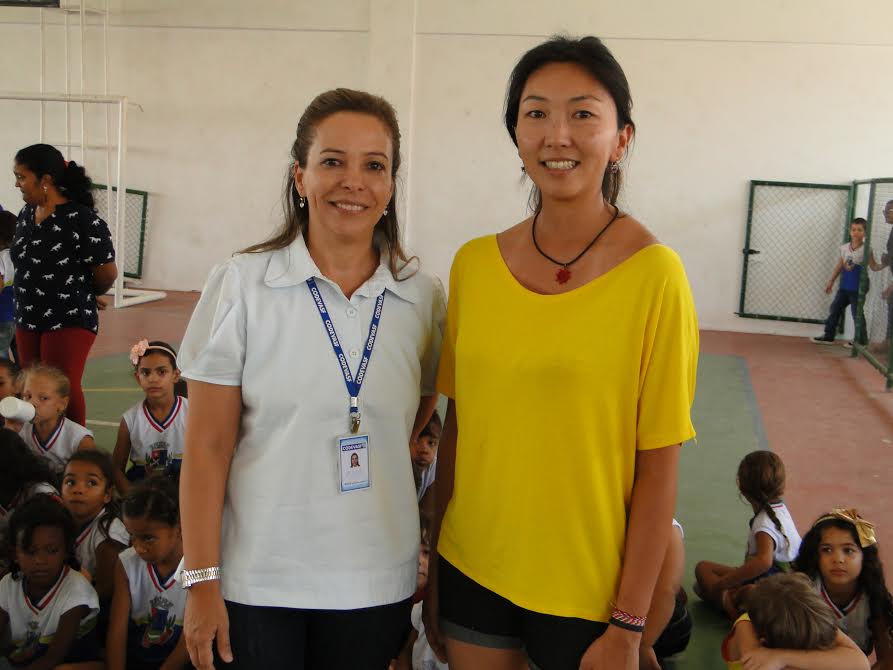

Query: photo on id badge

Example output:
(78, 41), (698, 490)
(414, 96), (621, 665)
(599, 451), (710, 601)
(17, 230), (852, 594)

(339, 434), (370, 493)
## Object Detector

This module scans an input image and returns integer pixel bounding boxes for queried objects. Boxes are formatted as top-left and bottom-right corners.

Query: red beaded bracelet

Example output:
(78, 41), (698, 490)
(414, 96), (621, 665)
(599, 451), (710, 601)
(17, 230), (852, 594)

(609, 607), (647, 632)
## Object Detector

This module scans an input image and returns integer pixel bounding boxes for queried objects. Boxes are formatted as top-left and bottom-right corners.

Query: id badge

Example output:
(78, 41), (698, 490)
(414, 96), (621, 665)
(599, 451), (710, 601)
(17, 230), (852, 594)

(338, 433), (371, 493)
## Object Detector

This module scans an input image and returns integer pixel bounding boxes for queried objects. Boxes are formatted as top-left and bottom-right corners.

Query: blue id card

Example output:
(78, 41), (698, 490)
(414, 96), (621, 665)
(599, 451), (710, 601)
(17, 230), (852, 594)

(338, 434), (371, 493)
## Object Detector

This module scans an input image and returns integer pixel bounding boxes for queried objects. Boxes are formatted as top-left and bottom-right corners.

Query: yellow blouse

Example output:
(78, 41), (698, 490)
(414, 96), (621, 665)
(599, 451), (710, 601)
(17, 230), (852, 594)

(436, 236), (698, 621)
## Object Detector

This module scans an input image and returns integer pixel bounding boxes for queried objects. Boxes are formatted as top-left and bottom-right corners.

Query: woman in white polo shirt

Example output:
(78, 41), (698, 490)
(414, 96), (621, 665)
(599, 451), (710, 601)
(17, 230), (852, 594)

(177, 88), (444, 670)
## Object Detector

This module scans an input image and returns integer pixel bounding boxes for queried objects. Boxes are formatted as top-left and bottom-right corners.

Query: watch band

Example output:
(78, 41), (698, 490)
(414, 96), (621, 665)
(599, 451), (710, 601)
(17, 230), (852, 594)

(180, 566), (221, 589)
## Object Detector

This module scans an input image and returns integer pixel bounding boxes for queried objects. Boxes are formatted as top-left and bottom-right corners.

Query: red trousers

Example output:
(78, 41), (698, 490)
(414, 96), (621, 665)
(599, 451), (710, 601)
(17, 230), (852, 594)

(16, 327), (96, 426)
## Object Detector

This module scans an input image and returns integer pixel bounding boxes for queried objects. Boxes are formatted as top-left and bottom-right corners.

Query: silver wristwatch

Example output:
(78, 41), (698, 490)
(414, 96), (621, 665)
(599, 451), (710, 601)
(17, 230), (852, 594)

(180, 566), (221, 589)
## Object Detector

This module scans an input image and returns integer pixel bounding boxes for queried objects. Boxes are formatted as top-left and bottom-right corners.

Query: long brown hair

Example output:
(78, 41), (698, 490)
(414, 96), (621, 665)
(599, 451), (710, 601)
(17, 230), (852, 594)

(737, 450), (789, 546)
(243, 88), (415, 279)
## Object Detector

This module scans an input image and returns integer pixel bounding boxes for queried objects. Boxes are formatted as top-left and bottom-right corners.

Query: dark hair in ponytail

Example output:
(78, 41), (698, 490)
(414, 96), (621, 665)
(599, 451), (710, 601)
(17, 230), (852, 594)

(737, 450), (789, 547)
(14, 143), (95, 209)
(123, 476), (179, 527)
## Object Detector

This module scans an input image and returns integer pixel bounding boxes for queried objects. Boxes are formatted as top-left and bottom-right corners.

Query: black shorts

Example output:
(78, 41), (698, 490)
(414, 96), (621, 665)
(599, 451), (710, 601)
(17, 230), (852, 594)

(438, 556), (607, 670)
(215, 597), (412, 670)
(652, 594), (692, 659)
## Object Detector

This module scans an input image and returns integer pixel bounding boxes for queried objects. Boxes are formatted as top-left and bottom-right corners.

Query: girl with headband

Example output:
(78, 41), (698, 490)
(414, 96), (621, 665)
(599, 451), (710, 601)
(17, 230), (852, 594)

(111, 340), (188, 494)
(794, 508), (893, 667)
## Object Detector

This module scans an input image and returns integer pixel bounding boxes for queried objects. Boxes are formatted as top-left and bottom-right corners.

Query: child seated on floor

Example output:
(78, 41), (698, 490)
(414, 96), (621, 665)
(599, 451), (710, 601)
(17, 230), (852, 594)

(0, 429), (58, 575)
(794, 508), (893, 668)
(393, 514), (448, 670)
(722, 572), (868, 669)
(61, 451), (129, 602)
(695, 450), (801, 618)
(412, 410), (441, 502)
(111, 340), (189, 494)
(18, 364), (95, 481)
(106, 477), (188, 670)
(0, 494), (103, 669)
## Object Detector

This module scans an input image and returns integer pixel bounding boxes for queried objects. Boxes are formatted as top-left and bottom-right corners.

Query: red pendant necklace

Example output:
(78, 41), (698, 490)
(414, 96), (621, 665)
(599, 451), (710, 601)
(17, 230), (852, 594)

(531, 205), (622, 284)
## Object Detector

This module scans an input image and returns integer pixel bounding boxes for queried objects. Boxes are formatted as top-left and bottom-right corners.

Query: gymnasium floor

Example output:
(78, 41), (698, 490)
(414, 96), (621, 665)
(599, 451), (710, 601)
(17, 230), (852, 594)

(83, 294), (893, 669)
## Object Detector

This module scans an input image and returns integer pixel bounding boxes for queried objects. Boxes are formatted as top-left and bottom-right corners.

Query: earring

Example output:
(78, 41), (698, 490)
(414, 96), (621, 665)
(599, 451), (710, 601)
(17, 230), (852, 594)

(43, 185), (48, 192)
(299, 196), (305, 208)
(383, 208), (389, 217)
(521, 165), (526, 174)
(609, 161), (620, 174)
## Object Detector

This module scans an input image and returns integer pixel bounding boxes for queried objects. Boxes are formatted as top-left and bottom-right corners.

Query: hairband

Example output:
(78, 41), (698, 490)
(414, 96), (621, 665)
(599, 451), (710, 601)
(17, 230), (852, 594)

(130, 339), (177, 366)
(816, 508), (877, 548)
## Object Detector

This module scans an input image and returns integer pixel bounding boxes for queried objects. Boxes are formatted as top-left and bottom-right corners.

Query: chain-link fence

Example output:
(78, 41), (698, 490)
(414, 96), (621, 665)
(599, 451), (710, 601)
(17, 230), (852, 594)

(738, 181), (852, 324)
(852, 179), (893, 388)
(92, 184), (148, 279)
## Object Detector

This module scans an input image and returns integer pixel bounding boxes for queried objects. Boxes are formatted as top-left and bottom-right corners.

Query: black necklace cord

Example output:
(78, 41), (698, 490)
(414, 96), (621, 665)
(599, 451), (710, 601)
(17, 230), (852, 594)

(531, 204), (622, 269)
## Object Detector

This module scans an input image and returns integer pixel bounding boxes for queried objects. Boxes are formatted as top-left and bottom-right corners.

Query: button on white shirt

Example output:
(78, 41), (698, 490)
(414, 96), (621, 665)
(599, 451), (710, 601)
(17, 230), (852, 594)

(347, 307), (358, 317)
(179, 234), (445, 610)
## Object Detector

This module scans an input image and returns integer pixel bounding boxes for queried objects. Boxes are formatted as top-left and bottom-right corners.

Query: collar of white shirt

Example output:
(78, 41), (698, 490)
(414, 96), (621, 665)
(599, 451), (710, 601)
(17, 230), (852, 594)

(263, 233), (420, 303)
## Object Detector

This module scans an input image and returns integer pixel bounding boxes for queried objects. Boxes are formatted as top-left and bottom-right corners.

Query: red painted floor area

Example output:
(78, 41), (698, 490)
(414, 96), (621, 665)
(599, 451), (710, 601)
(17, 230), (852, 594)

(702, 331), (893, 553)
(91, 299), (893, 556)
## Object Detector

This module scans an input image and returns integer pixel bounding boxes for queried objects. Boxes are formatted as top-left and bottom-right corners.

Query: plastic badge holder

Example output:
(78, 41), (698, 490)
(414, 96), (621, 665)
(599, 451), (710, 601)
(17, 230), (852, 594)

(0, 396), (35, 423)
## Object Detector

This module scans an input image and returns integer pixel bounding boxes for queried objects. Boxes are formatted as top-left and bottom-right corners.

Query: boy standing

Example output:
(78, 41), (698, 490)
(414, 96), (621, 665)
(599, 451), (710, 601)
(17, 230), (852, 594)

(812, 218), (868, 346)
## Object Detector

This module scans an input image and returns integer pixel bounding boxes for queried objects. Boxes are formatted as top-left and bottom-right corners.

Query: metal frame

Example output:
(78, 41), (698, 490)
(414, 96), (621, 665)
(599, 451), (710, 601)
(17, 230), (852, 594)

(93, 183), (148, 279)
(738, 179), (854, 324)
(851, 178), (893, 389)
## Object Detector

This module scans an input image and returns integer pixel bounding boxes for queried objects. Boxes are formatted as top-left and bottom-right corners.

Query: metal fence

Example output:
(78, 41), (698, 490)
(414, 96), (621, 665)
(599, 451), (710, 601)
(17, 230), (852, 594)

(92, 183), (148, 279)
(738, 181), (853, 324)
(852, 179), (893, 388)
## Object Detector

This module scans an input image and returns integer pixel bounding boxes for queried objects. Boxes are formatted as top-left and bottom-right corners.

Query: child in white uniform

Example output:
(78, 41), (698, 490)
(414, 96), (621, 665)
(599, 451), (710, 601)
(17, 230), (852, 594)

(0, 494), (101, 668)
(794, 509), (893, 664)
(61, 451), (129, 601)
(695, 450), (801, 618)
(18, 365), (94, 479)
(107, 477), (188, 670)
(112, 340), (188, 494)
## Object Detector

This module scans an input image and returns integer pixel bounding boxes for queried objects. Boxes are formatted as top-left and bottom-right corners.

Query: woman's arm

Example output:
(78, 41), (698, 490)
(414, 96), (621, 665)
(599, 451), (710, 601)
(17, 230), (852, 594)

(715, 532), (775, 589)
(110, 419), (133, 495)
(640, 524), (685, 652)
(580, 444), (680, 670)
(91, 261), (118, 295)
(105, 558), (131, 670)
(741, 629), (870, 670)
(22, 605), (91, 670)
(93, 539), (127, 601)
(180, 380), (241, 670)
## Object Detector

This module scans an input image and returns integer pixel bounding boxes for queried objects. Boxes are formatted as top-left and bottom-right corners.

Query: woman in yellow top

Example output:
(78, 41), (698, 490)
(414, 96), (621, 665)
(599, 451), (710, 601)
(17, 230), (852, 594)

(424, 36), (698, 670)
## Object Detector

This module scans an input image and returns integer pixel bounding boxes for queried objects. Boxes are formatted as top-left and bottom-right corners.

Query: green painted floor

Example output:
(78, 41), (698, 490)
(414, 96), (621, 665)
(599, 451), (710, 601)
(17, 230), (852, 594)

(76, 350), (764, 669)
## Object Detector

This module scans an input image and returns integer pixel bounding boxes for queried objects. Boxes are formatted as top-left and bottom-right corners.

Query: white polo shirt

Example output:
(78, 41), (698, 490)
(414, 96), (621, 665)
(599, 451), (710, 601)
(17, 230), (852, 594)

(179, 234), (444, 610)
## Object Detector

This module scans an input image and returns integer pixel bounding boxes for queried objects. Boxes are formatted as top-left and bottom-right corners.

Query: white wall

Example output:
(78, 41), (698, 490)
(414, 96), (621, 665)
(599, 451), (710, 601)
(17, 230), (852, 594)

(1, 1), (891, 334)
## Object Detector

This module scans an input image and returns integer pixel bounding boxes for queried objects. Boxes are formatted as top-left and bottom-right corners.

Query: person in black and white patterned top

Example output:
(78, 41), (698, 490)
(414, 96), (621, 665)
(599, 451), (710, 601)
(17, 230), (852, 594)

(12, 144), (118, 426)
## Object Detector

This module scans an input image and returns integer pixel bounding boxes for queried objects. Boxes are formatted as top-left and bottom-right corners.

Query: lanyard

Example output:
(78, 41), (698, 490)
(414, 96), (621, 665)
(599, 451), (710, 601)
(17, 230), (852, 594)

(306, 278), (385, 433)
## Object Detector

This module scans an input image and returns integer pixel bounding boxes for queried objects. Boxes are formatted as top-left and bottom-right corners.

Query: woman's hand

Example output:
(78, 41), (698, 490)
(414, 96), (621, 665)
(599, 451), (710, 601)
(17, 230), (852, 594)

(422, 555), (448, 663)
(579, 625), (639, 670)
(184, 581), (232, 670)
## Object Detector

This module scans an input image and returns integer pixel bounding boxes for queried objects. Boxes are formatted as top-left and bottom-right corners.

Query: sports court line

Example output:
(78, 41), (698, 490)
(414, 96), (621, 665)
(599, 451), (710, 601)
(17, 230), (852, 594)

(86, 419), (119, 427)
(83, 387), (142, 392)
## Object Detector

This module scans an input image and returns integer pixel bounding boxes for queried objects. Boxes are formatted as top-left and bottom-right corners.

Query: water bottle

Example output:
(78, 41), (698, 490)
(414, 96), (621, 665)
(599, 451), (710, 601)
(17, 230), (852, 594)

(0, 397), (36, 423)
